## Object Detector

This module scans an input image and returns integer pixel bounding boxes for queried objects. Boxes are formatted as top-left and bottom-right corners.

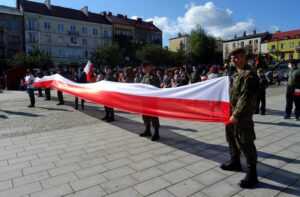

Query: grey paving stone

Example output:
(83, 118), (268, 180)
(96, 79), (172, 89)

(102, 166), (136, 180)
(202, 181), (241, 197)
(13, 171), (49, 187)
(101, 175), (138, 194)
(133, 177), (171, 196)
(0, 170), (22, 182)
(75, 164), (107, 178)
(70, 174), (107, 191)
(147, 189), (176, 197)
(162, 168), (195, 184)
(0, 182), (42, 197)
(0, 180), (12, 192)
(65, 185), (106, 197)
(105, 187), (142, 197)
(41, 172), (77, 189)
(130, 159), (160, 171)
(131, 167), (164, 182)
(30, 184), (73, 197)
(167, 179), (205, 197)
(48, 163), (81, 177)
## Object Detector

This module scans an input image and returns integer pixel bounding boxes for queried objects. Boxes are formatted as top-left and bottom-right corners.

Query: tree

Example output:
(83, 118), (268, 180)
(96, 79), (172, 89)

(10, 52), (28, 68)
(27, 48), (53, 71)
(190, 26), (219, 65)
(136, 44), (169, 66)
(91, 44), (123, 67)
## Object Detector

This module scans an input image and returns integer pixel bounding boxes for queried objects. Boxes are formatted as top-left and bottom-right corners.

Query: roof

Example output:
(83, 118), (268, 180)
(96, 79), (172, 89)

(105, 14), (161, 33)
(169, 34), (190, 40)
(0, 5), (23, 16)
(20, 0), (111, 25)
(224, 32), (270, 42)
(271, 29), (300, 41)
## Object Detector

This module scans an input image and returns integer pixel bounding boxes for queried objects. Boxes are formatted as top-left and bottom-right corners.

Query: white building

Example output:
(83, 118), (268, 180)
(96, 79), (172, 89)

(223, 31), (271, 60)
(18, 0), (112, 66)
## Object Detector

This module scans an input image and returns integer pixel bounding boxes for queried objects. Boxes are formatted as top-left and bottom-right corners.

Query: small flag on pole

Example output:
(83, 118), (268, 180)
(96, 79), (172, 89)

(84, 60), (94, 82)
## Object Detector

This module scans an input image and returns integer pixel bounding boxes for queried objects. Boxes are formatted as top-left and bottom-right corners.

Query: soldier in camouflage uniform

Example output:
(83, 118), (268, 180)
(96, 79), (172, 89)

(139, 61), (161, 141)
(220, 48), (260, 188)
(102, 65), (117, 122)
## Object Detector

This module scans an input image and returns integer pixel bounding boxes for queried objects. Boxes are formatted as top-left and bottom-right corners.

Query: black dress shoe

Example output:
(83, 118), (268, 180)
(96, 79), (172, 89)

(106, 118), (114, 122)
(56, 103), (64, 105)
(102, 116), (109, 120)
(283, 115), (290, 119)
(27, 105), (35, 108)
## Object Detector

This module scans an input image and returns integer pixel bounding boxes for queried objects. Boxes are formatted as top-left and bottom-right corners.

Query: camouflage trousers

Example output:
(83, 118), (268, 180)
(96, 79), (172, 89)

(142, 115), (160, 129)
(225, 120), (257, 165)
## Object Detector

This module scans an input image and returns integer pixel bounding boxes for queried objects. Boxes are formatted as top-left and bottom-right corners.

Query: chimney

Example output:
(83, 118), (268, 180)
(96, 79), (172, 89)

(124, 15), (127, 19)
(148, 21), (153, 24)
(234, 34), (237, 39)
(243, 31), (246, 37)
(108, 12), (112, 16)
(100, 11), (106, 16)
(117, 14), (123, 18)
(81, 6), (89, 17)
(137, 17), (142, 22)
(253, 30), (256, 35)
(44, 0), (51, 10)
(16, 0), (23, 9)
(276, 30), (281, 33)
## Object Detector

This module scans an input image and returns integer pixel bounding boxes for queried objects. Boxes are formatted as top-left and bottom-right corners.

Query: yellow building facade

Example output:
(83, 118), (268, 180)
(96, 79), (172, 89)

(267, 30), (300, 61)
(169, 34), (190, 52)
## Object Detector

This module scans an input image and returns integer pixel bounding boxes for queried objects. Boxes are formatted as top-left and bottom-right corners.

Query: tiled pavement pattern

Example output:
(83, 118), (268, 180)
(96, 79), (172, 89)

(0, 86), (299, 197)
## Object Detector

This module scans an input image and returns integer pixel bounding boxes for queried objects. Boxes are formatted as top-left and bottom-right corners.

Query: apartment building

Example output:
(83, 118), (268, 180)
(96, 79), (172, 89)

(223, 31), (271, 60)
(0, 5), (23, 59)
(169, 33), (190, 52)
(18, 0), (112, 65)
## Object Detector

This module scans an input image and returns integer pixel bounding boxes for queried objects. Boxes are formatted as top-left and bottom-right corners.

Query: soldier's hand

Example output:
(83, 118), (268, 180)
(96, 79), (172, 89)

(229, 116), (238, 124)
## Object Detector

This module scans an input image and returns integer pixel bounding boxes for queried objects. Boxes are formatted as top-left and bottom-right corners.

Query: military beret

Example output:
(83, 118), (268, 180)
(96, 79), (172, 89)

(230, 47), (246, 56)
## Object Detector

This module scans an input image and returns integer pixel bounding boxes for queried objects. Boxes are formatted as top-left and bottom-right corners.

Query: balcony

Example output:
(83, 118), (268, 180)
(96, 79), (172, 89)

(68, 31), (80, 36)
(268, 48), (278, 53)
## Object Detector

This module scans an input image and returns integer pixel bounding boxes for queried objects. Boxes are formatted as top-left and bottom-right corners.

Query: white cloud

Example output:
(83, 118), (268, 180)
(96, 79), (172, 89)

(147, 1), (255, 39)
(269, 25), (280, 33)
(130, 16), (139, 20)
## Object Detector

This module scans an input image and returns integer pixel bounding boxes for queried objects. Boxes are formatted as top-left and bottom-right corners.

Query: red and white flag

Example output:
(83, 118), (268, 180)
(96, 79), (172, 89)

(35, 75), (230, 124)
(84, 60), (94, 82)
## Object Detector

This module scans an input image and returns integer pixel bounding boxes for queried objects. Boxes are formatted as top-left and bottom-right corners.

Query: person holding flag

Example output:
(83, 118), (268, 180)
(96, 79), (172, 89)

(84, 60), (94, 83)
(74, 67), (87, 110)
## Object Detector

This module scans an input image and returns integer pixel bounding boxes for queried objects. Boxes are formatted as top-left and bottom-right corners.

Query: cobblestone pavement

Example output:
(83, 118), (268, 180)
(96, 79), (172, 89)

(0, 86), (299, 197)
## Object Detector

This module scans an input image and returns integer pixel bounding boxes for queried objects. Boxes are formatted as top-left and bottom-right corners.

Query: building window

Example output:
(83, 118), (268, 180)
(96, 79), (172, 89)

(70, 25), (76, 33)
(254, 39), (258, 44)
(57, 24), (64, 32)
(71, 37), (77, 44)
(45, 34), (51, 43)
(7, 36), (20, 45)
(82, 27), (88, 34)
(28, 20), (37, 31)
(28, 32), (38, 43)
(6, 22), (19, 30)
(82, 38), (88, 46)
(225, 44), (229, 49)
(271, 45), (276, 49)
(281, 43), (285, 49)
(280, 53), (285, 59)
(44, 47), (52, 56)
(290, 42), (294, 48)
(59, 49), (65, 57)
(103, 30), (109, 39)
(240, 41), (244, 47)
(93, 28), (98, 36)
(84, 50), (88, 58)
(232, 43), (236, 48)
(289, 52), (294, 60)
(249, 40), (253, 45)
(58, 36), (64, 44)
(94, 39), (99, 47)
(44, 22), (51, 30)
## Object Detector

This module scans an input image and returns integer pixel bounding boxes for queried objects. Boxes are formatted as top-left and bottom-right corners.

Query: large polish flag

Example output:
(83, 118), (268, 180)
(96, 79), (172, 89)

(84, 60), (94, 82)
(35, 74), (230, 124)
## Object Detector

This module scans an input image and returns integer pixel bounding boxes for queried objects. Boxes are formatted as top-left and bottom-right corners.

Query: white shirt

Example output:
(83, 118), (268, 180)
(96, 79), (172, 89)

(25, 74), (35, 89)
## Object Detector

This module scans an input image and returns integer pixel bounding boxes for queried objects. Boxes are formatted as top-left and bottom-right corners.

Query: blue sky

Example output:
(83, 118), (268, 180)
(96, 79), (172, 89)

(1, 0), (300, 46)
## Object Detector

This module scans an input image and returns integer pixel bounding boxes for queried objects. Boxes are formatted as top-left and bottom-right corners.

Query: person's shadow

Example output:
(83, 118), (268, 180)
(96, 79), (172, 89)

(0, 110), (43, 117)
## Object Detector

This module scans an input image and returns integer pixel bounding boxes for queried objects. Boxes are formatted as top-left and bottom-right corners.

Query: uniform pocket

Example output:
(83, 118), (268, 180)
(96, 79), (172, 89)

(235, 120), (256, 143)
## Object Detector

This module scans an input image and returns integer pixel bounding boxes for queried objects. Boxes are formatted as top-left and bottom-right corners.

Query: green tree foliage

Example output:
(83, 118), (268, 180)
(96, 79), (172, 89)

(190, 26), (220, 65)
(91, 44), (123, 67)
(10, 52), (28, 68)
(136, 44), (169, 66)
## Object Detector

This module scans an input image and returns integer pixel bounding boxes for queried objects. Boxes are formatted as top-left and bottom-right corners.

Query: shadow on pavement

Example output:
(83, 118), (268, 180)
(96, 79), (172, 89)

(255, 120), (300, 128)
(0, 114), (8, 119)
(38, 107), (72, 112)
(264, 108), (286, 116)
(0, 109), (43, 117)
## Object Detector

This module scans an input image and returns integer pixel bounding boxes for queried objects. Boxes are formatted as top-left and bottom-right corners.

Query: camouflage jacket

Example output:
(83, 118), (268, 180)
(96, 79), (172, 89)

(230, 65), (259, 119)
(141, 73), (160, 88)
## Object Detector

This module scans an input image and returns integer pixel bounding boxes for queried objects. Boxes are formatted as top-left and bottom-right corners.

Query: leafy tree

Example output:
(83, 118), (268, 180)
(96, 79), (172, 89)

(28, 48), (53, 71)
(136, 44), (169, 66)
(91, 44), (123, 67)
(10, 52), (28, 68)
(190, 26), (219, 65)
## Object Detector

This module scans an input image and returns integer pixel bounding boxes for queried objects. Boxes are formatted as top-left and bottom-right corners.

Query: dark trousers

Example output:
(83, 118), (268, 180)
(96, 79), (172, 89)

(295, 95), (300, 118)
(256, 88), (266, 113)
(57, 91), (64, 104)
(285, 86), (295, 116)
(142, 115), (160, 129)
(75, 97), (84, 109)
(37, 88), (43, 97)
(225, 123), (257, 165)
(45, 88), (51, 100)
(104, 106), (114, 119)
(28, 88), (35, 106)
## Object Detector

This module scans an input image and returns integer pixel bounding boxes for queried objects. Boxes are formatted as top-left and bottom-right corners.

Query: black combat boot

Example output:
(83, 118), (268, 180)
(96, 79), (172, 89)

(140, 126), (151, 137)
(107, 110), (115, 122)
(220, 156), (243, 172)
(239, 165), (258, 188)
(151, 128), (160, 141)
